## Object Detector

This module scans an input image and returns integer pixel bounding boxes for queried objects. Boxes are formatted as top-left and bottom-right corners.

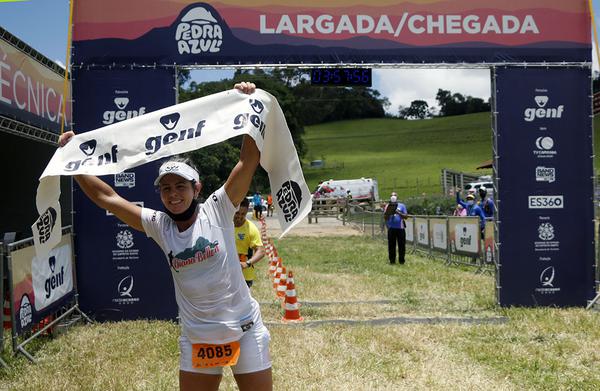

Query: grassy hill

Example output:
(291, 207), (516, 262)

(304, 112), (599, 199)
(303, 112), (494, 199)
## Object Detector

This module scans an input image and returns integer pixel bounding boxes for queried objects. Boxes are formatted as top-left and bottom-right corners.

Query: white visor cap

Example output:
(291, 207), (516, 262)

(154, 161), (200, 186)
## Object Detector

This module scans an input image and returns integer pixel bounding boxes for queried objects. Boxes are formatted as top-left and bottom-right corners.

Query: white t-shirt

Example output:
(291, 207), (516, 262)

(141, 186), (260, 344)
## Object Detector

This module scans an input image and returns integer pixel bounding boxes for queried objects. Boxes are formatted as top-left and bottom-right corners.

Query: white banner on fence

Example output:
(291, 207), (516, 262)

(416, 218), (429, 247)
(453, 223), (479, 254)
(431, 219), (448, 250)
(405, 218), (414, 243)
(32, 242), (73, 311)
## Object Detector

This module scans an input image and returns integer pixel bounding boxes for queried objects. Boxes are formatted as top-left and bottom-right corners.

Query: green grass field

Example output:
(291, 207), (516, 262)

(303, 113), (494, 199)
(304, 112), (600, 199)
(2, 235), (599, 390)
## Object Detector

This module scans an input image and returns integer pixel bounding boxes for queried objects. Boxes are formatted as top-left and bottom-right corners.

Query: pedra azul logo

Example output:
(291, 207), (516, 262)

(36, 207), (57, 244)
(276, 180), (303, 222)
(175, 5), (224, 55)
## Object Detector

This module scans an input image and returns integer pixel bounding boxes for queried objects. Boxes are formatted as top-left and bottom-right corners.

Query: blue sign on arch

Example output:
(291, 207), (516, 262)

(72, 68), (178, 320)
(495, 67), (595, 307)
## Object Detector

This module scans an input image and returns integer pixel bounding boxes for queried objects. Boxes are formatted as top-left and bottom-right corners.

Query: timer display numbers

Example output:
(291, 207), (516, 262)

(310, 68), (372, 87)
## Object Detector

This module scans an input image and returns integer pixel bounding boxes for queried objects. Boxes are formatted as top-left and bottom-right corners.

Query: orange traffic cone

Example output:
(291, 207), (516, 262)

(268, 256), (278, 277)
(273, 265), (285, 290)
(276, 269), (288, 298)
(3, 298), (11, 330)
(282, 271), (303, 322)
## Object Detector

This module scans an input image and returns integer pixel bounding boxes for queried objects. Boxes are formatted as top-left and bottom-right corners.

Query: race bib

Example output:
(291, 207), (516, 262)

(191, 341), (241, 368)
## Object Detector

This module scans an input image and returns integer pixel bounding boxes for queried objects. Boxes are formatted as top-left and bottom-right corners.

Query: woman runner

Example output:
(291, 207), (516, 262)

(58, 82), (272, 391)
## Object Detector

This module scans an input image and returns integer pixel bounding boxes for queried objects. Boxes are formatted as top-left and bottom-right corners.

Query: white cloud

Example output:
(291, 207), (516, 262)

(373, 68), (491, 114)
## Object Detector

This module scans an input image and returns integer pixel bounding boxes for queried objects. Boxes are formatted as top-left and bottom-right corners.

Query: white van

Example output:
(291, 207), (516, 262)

(314, 178), (379, 201)
(464, 180), (494, 196)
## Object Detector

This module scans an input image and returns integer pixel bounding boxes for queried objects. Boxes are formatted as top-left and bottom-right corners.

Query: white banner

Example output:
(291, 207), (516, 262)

(32, 242), (73, 311)
(454, 223), (479, 254)
(431, 220), (447, 250)
(405, 218), (414, 243)
(33, 89), (312, 258)
(416, 218), (429, 246)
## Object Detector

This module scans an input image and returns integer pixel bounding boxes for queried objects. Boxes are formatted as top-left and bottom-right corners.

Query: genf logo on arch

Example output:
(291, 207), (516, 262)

(524, 90), (564, 122)
(175, 5), (224, 54)
(102, 91), (146, 125)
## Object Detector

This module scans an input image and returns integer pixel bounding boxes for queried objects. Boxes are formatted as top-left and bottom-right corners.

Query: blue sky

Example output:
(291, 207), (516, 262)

(0, 0), (598, 112)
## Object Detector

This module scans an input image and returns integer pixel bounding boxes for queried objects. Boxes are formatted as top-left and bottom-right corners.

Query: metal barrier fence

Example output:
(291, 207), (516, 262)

(344, 203), (496, 273)
(3, 226), (92, 364)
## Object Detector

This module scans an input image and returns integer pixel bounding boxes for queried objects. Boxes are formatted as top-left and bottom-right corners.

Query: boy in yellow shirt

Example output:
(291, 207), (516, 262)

(234, 198), (265, 287)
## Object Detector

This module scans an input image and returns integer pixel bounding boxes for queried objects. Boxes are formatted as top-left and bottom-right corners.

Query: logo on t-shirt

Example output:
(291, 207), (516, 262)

(168, 237), (220, 272)
(276, 180), (302, 222)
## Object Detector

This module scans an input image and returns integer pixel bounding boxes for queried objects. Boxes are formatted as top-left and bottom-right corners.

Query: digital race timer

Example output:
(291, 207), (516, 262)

(310, 68), (372, 87)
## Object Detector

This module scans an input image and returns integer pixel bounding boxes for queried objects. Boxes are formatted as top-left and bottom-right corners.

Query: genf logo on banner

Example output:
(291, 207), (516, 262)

(102, 92), (146, 125)
(276, 180), (302, 222)
(64, 139), (119, 172)
(175, 6), (223, 54)
(524, 92), (564, 122)
(454, 223), (478, 253)
(33, 244), (73, 311)
(145, 113), (205, 155)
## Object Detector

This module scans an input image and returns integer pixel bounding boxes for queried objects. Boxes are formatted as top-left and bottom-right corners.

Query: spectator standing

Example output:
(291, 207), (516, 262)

(252, 192), (263, 219)
(234, 198), (265, 288)
(456, 190), (486, 236)
(266, 194), (273, 217)
(384, 195), (408, 264)
(478, 188), (495, 219)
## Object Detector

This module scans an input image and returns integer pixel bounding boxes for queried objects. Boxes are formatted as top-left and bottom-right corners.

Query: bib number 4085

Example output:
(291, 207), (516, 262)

(191, 341), (240, 368)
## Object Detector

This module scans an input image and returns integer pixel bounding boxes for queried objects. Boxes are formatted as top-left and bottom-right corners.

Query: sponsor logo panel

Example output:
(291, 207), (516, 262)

(528, 195), (563, 209)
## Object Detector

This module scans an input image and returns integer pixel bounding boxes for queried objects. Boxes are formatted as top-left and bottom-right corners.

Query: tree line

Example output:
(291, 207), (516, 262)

(177, 69), (490, 195)
(177, 69), (389, 195)
(398, 89), (490, 120)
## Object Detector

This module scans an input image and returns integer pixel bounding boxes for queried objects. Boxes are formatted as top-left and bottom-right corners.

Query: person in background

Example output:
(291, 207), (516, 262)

(478, 187), (495, 219)
(456, 190), (486, 236)
(384, 194), (409, 264)
(234, 198), (266, 288)
(252, 192), (263, 220)
(266, 194), (273, 217)
(453, 204), (467, 217)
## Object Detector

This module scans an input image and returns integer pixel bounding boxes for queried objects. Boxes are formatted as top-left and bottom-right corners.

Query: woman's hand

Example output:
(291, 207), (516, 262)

(234, 82), (256, 95)
(58, 131), (75, 147)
